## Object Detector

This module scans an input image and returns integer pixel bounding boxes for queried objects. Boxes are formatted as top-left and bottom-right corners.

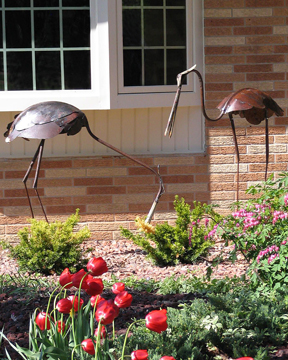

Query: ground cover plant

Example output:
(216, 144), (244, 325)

(0, 209), (91, 275)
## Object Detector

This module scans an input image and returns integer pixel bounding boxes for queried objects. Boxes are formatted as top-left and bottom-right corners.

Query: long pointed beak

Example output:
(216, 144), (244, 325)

(164, 64), (197, 138)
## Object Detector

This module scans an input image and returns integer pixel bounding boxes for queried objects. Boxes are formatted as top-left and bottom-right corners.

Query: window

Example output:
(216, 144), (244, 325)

(122, 0), (187, 87)
(0, 0), (203, 111)
(1, 0), (90, 91)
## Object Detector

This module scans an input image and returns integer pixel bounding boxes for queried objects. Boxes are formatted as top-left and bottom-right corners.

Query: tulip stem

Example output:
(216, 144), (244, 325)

(121, 320), (144, 360)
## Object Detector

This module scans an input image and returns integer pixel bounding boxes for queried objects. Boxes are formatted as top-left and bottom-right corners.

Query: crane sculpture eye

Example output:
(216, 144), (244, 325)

(4, 101), (164, 223)
(166, 65), (284, 202)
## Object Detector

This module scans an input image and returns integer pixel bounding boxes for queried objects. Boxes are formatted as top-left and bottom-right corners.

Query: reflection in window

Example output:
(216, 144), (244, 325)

(122, 0), (186, 86)
(0, 1), (91, 91)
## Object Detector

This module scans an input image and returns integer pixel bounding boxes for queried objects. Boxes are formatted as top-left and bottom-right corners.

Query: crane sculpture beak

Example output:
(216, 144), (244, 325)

(165, 64), (197, 138)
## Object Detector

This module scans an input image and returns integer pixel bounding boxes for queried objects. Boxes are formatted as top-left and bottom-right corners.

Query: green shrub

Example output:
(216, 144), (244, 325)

(121, 196), (222, 266)
(0, 209), (91, 275)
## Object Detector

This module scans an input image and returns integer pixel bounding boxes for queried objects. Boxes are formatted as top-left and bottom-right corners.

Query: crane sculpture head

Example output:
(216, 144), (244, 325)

(165, 64), (284, 202)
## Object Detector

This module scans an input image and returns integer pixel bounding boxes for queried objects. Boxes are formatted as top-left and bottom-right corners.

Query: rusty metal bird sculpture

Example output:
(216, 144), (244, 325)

(165, 64), (284, 202)
(4, 101), (164, 222)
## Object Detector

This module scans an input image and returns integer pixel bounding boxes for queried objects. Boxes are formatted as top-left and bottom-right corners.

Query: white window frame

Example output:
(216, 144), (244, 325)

(0, 0), (203, 112)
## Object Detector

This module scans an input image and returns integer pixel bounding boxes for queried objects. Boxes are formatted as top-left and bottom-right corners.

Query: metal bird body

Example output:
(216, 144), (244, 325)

(165, 65), (284, 202)
(4, 101), (164, 222)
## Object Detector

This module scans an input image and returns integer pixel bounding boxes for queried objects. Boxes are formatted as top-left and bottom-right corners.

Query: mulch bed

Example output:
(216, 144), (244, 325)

(0, 240), (287, 359)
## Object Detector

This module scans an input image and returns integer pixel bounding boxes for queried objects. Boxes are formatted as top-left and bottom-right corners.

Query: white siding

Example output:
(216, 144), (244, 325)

(0, 106), (204, 158)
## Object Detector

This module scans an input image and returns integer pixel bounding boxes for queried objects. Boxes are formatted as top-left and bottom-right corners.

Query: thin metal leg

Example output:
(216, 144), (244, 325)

(265, 113), (269, 181)
(229, 114), (240, 203)
(85, 120), (164, 223)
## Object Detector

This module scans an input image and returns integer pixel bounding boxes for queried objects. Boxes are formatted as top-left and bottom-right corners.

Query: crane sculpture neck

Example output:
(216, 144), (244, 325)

(192, 69), (224, 122)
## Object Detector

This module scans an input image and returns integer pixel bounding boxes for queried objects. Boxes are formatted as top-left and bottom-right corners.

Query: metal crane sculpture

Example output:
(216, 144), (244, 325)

(165, 64), (284, 202)
(4, 101), (164, 223)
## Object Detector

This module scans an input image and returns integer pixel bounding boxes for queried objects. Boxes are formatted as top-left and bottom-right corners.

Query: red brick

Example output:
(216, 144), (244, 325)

(114, 157), (153, 167)
(205, 27), (232, 36)
(273, 7), (288, 16)
(127, 185), (159, 193)
(0, 198), (30, 206)
(234, 45), (274, 54)
(128, 166), (167, 176)
(5, 189), (44, 197)
(205, 18), (244, 27)
(87, 186), (126, 195)
(162, 175), (194, 183)
(205, 73), (245, 83)
(206, 83), (233, 91)
(32, 197), (72, 206)
(74, 177), (113, 186)
(234, 26), (273, 36)
(234, 64), (272, 73)
(41, 160), (72, 169)
(246, 0), (284, 5)
(274, 45), (288, 53)
(246, 17), (285, 26)
(4, 170), (45, 179)
(205, 0), (245, 7)
(114, 175), (155, 185)
(73, 158), (113, 167)
(38, 178), (73, 187)
(205, 47), (233, 55)
(207, 145), (247, 155)
(73, 195), (112, 204)
(247, 73), (285, 81)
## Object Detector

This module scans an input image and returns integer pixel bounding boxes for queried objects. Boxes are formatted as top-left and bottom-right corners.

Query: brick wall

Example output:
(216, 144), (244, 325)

(1, 1), (288, 242)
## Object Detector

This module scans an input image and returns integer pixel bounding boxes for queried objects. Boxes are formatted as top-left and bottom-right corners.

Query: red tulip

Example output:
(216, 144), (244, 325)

(81, 338), (95, 355)
(35, 312), (51, 331)
(90, 295), (105, 308)
(67, 295), (84, 312)
(235, 358), (254, 360)
(95, 299), (120, 325)
(94, 326), (107, 339)
(160, 357), (176, 360)
(56, 298), (73, 314)
(87, 257), (108, 276)
(86, 277), (104, 296)
(55, 320), (65, 333)
(71, 269), (88, 289)
(131, 349), (149, 360)
(114, 291), (133, 308)
(59, 268), (73, 289)
(112, 282), (125, 294)
(145, 309), (168, 333)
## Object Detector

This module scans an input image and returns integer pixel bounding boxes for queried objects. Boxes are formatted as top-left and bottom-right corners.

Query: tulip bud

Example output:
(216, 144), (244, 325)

(131, 349), (149, 360)
(114, 291), (133, 308)
(112, 282), (125, 294)
(145, 309), (168, 333)
(67, 295), (84, 312)
(87, 257), (108, 276)
(94, 326), (107, 339)
(160, 357), (176, 360)
(56, 298), (73, 314)
(59, 268), (73, 289)
(85, 277), (104, 296)
(95, 299), (119, 325)
(71, 269), (88, 289)
(35, 311), (51, 331)
(90, 295), (105, 308)
(81, 338), (95, 355)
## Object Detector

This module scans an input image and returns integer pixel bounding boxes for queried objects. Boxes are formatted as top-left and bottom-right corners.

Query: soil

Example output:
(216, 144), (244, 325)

(0, 240), (287, 359)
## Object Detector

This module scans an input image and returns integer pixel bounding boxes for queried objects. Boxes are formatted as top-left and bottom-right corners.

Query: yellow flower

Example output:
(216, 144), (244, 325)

(135, 217), (155, 234)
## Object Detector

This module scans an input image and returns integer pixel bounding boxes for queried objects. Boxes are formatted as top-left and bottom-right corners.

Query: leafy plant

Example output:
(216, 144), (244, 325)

(216, 172), (288, 289)
(121, 196), (222, 266)
(0, 209), (91, 275)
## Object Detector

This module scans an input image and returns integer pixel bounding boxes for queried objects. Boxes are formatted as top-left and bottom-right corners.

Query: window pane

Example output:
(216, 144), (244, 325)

(36, 52), (61, 90)
(144, 10), (163, 46)
(7, 52), (32, 90)
(34, 11), (60, 48)
(166, 9), (186, 46)
(63, 10), (90, 47)
(166, 0), (185, 5)
(143, 0), (163, 5)
(0, 54), (4, 90)
(167, 49), (186, 85)
(6, 11), (31, 48)
(123, 10), (141, 47)
(64, 50), (91, 89)
(123, 0), (140, 5)
(34, 0), (59, 7)
(5, 0), (29, 7)
(144, 49), (164, 85)
(123, 50), (142, 86)
(62, 0), (89, 6)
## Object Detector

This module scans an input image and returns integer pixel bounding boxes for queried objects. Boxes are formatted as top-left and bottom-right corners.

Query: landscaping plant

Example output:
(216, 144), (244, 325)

(214, 172), (288, 289)
(121, 196), (222, 266)
(0, 256), (175, 360)
(0, 209), (91, 275)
